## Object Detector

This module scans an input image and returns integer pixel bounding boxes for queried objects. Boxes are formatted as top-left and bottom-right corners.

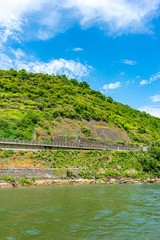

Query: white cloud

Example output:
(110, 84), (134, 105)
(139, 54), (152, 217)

(10, 48), (26, 59)
(102, 81), (121, 92)
(0, 0), (34, 44)
(140, 72), (160, 86)
(150, 94), (160, 102)
(139, 106), (160, 118)
(37, 30), (53, 41)
(0, 0), (160, 45)
(0, 0), (56, 44)
(15, 59), (91, 79)
(69, 0), (160, 35)
(122, 59), (137, 65)
(0, 50), (91, 79)
(0, 53), (13, 69)
(149, 72), (160, 83)
(73, 48), (83, 51)
(140, 79), (148, 85)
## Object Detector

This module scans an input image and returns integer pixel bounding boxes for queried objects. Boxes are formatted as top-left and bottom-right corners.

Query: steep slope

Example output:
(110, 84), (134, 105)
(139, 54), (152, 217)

(0, 69), (159, 145)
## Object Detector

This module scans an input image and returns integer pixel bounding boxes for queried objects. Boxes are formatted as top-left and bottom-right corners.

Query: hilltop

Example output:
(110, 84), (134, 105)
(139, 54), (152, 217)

(0, 68), (159, 146)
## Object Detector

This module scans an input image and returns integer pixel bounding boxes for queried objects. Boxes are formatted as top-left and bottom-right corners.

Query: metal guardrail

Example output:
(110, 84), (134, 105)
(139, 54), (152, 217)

(0, 138), (140, 151)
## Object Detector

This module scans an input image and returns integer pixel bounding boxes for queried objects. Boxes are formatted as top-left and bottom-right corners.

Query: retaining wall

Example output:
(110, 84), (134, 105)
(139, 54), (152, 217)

(0, 168), (81, 180)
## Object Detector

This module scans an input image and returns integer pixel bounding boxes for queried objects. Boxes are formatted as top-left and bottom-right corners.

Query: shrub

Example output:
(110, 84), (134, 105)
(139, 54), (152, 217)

(2, 150), (14, 158)
(66, 170), (76, 179)
(80, 126), (91, 137)
(0, 175), (15, 182)
(105, 169), (121, 176)
(18, 178), (31, 184)
(79, 171), (92, 179)
(31, 177), (35, 182)
(19, 151), (25, 156)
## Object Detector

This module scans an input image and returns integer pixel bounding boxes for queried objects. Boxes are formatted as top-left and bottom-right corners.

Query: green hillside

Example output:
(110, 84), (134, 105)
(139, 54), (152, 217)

(0, 147), (160, 179)
(0, 68), (159, 145)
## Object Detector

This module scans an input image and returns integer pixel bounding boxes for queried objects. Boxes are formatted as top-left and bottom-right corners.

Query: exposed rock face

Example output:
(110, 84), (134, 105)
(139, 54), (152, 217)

(117, 165), (122, 170)
(126, 169), (138, 174)
(0, 178), (160, 188)
(0, 181), (13, 188)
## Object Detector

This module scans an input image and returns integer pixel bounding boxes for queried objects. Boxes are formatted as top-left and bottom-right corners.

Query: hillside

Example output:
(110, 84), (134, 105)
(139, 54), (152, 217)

(0, 147), (160, 180)
(0, 68), (159, 146)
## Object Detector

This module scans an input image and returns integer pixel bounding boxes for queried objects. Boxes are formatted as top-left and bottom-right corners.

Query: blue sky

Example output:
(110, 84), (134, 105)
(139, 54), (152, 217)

(0, 0), (160, 117)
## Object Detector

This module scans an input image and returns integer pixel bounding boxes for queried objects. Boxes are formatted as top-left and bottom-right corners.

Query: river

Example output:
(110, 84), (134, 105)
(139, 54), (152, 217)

(0, 183), (160, 240)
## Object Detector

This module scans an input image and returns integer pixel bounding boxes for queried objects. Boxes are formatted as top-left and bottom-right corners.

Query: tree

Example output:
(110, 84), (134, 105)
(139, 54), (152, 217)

(79, 81), (90, 89)
(18, 69), (29, 80)
(107, 97), (113, 103)
(70, 78), (79, 86)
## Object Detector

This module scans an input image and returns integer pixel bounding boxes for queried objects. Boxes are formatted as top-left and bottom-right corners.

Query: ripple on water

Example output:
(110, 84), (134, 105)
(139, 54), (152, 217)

(21, 229), (40, 236)
(89, 209), (112, 220)
(0, 184), (160, 240)
(6, 238), (17, 240)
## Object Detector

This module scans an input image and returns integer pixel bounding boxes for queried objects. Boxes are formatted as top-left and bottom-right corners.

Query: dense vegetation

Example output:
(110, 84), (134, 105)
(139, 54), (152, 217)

(0, 148), (160, 179)
(0, 69), (159, 145)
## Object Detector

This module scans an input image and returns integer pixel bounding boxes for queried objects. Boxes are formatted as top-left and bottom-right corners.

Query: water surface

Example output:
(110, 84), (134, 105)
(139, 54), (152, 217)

(0, 183), (160, 239)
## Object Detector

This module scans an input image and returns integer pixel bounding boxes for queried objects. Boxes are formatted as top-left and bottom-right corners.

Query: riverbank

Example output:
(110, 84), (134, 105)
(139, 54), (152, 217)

(0, 147), (159, 188)
(1, 176), (160, 189)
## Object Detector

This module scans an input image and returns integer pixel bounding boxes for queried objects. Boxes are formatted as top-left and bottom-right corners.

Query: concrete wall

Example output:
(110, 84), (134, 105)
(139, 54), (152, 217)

(0, 168), (81, 180)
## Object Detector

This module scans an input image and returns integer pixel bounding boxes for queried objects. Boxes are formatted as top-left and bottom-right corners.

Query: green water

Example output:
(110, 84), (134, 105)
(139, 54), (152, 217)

(0, 184), (160, 240)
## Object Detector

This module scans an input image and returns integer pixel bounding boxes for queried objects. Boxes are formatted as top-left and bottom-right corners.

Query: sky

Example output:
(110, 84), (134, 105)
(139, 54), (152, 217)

(0, 0), (160, 118)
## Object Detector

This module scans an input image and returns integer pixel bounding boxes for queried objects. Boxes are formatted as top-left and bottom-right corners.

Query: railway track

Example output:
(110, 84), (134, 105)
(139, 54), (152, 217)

(0, 139), (140, 151)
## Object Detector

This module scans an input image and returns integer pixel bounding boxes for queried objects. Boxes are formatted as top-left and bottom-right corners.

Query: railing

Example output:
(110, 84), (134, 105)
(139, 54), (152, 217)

(0, 138), (140, 151)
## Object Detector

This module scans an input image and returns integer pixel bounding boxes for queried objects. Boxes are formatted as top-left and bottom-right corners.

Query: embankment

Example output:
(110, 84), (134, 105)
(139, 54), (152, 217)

(0, 147), (159, 188)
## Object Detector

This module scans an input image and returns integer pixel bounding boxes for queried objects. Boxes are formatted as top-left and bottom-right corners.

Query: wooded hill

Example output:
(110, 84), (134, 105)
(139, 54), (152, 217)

(0, 69), (159, 145)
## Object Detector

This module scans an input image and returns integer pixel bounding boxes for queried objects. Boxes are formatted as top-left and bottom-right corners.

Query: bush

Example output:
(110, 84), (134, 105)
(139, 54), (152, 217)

(80, 126), (91, 137)
(105, 169), (121, 176)
(0, 175), (15, 182)
(79, 171), (92, 179)
(18, 178), (31, 184)
(19, 151), (25, 156)
(2, 150), (14, 158)
(31, 177), (35, 182)
(66, 170), (76, 179)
